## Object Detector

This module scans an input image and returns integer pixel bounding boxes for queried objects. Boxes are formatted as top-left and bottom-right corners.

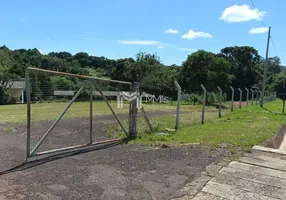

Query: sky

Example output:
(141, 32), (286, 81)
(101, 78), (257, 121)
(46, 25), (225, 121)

(0, 0), (285, 65)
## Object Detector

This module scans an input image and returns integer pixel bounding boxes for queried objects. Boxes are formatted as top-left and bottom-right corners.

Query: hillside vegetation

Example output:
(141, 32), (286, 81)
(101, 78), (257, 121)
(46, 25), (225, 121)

(0, 45), (285, 104)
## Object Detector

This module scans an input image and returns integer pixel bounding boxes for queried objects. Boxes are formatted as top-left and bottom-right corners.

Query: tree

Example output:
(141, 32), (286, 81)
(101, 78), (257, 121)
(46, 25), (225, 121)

(0, 49), (18, 104)
(51, 76), (75, 90)
(74, 52), (89, 67)
(219, 46), (261, 89)
(111, 52), (163, 83)
(265, 56), (282, 90)
(179, 50), (231, 92)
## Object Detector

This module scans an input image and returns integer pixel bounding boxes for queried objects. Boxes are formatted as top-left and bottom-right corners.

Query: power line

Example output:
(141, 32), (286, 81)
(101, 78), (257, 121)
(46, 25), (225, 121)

(270, 37), (279, 57)
(249, 0), (266, 28)
(249, 0), (279, 57)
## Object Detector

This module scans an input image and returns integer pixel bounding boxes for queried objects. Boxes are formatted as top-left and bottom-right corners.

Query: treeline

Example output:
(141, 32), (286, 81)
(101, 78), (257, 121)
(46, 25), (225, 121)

(0, 45), (285, 104)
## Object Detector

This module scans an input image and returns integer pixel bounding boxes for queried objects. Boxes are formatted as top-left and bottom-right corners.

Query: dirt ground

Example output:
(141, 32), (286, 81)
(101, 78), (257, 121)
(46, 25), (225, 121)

(0, 110), (229, 200)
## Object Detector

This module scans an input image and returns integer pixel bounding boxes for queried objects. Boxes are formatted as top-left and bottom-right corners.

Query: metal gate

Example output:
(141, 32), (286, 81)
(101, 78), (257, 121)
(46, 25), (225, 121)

(25, 67), (138, 160)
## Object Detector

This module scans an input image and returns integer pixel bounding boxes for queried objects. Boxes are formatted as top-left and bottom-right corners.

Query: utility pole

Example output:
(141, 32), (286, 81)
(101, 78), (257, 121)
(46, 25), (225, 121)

(260, 26), (271, 107)
(283, 68), (286, 114)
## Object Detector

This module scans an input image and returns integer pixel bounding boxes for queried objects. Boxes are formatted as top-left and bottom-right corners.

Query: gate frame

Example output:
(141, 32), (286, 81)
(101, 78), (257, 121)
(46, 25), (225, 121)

(25, 67), (135, 160)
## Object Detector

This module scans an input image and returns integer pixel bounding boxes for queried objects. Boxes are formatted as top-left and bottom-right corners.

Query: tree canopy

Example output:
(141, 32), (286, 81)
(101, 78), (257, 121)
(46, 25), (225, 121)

(179, 50), (231, 91)
(0, 44), (284, 104)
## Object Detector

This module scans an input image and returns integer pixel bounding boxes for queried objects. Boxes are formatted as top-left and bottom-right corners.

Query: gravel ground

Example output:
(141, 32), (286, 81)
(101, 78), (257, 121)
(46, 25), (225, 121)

(0, 110), (229, 200)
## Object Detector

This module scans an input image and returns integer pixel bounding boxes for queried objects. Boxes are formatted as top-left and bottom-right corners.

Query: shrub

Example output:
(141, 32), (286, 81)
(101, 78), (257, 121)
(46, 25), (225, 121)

(8, 96), (18, 104)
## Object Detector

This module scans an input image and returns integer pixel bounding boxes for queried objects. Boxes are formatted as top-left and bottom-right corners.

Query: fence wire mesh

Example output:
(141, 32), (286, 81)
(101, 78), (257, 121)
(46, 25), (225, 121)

(27, 68), (132, 156)
(25, 68), (278, 157)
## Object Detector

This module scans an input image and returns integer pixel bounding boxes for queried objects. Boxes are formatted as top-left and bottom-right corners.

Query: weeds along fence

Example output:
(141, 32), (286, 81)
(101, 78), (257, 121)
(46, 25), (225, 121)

(25, 67), (138, 160)
(130, 81), (277, 135)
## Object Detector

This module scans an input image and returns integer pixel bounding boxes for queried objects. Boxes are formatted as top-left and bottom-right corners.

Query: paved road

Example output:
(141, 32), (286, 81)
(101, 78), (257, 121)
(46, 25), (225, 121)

(0, 111), (228, 200)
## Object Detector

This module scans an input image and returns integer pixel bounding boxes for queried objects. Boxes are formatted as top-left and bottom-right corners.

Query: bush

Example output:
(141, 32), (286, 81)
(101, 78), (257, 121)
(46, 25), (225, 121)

(207, 92), (217, 104)
(0, 88), (9, 105)
(183, 93), (203, 105)
(191, 93), (201, 105)
(8, 96), (18, 104)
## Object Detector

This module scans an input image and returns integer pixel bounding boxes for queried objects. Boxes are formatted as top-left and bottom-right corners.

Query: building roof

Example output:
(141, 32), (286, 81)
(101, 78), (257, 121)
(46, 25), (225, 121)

(9, 81), (25, 89)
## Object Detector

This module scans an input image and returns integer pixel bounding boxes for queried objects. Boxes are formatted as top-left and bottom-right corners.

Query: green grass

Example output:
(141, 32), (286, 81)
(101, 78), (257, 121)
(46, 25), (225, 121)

(0, 101), (213, 124)
(107, 100), (285, 153)
(132, 100), (285, 152)
(107, 109), (229, 138)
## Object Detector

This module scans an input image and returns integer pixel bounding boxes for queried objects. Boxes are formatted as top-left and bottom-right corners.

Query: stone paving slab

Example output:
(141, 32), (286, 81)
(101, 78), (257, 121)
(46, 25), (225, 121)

(189, 146), (286, 199)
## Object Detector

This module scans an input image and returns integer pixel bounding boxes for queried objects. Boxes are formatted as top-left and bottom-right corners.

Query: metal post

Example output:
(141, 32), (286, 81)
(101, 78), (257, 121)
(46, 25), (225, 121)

(174, 81), (181, 129)
(261, 26), (271, 108)
(139, 95), (142, 108)
(30, 82), (86, 156)
(130, 82), (139, 138)
(256, 90), (259, 105)
(201, 84), (206, 124)
(129, 85), (132, 135)
(117, 94), (120, 109)
(245, 88), (249, 106)
(283, 69), (286, 113)
(21, 88), (24, 104)
(264, 91), (267, 103)
(264, 91), (266, 103)
(238, 88), (242, 109)
(250, 89), (254, 105)
(217, 86), (222, 118)
(89, 83), (93, 144)
(282, 92), (286, 114)
(120, 95), (123, 109)
(25, 69), (31, 160)
(230, 86), (234, 112)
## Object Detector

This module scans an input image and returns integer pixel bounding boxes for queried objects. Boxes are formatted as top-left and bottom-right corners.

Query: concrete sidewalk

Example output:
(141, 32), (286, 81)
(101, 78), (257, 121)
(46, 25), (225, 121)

(193, 145), (286, 199)
(176, 145), (286, 200)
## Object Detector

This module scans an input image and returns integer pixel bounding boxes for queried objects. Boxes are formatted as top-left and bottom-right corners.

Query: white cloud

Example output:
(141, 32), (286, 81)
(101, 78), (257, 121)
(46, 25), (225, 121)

(117, 40), (163, 45)
(84, 37), (97, 41)
(175, 47), (197, 52)
(165, 29), (179, 34)
(158, 46), (164, 49)
(220, 5), (266, 23)
(249, 27), (269, 34)
(181, 29), (212, 40)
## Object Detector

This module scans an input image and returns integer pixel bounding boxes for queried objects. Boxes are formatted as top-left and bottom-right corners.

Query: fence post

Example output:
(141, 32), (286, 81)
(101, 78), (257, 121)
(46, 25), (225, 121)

(130, 82), (139, 138)
(264, 90), (267, 103)
(256, 90), (259, 105)
(245, 88), (249, 106)
(201, 84), (206, 124)
(25, 69), (31, 160)
(250, 89), (254, 105)
(117, 94), (120, 109)
(129, 85), (133, 135)
(238, 88), (242, 108)
(230, 86), (234, 112)
(174, 81), (181, 130)
(258, 90), (261, 105)
(89, 82), (93, 144)
(217, 86), (222, 118)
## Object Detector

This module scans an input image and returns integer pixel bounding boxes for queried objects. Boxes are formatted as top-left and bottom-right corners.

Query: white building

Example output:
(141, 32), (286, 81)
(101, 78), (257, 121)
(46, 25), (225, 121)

(7, 81), (25, 103)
